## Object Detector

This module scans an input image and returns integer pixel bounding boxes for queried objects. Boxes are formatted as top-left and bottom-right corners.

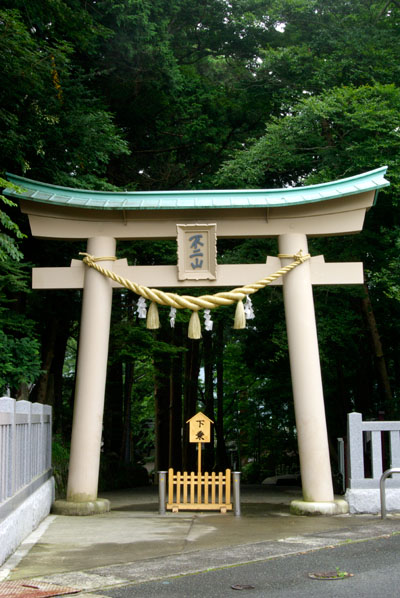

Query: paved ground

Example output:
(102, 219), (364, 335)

(1, 485), (400, 597)
(98, 534), (400, 597)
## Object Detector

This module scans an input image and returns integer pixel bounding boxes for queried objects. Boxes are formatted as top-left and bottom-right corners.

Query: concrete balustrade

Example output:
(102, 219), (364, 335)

(346, 412), (400, 513)
(0, 397), (54, 565)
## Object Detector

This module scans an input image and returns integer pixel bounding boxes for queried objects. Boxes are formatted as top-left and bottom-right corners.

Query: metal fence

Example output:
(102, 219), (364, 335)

(0, 397), (52, 510)
(347, 411), (400, 489)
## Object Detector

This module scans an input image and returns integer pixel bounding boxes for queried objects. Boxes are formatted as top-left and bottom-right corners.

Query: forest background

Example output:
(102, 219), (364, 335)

(1, 0), (400, 493)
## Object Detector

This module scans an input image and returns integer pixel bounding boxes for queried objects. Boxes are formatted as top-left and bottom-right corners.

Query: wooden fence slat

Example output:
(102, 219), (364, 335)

(204, 472), (209, 504)
(168, 468), (174, 504)
(190, 472), (195, 504)
(177, 471), (181, 503)
(225, 469), (231, 504)
(197, 470), (202, 504)
(218, 472), (223, 505)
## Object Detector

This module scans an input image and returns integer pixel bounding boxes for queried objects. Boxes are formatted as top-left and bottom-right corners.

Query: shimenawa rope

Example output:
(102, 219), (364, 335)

(79, 250), (310, 338)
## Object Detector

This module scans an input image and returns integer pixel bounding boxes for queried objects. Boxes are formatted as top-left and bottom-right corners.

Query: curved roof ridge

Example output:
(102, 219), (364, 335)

(4, 167), (389, 210)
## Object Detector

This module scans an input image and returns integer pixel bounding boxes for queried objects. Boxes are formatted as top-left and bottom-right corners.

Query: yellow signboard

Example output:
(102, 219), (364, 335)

(187, 412), (213, 443)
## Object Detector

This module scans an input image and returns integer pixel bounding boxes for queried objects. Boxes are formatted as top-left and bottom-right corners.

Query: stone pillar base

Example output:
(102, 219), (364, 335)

(345, 488), (400, 514)
(52, 498), (111, 516)
(290, 498), (349, 516)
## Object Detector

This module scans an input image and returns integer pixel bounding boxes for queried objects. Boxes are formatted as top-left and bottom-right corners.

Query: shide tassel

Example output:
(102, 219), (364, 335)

(233, 299), (246, 329)
(244, 295), (255, 320)
(204, 309), (213, 331)
(188, 310), (202, 339)
(146, 301), (160, 330)
(169, 307), (177, 328)
(136, 296), (147, 319)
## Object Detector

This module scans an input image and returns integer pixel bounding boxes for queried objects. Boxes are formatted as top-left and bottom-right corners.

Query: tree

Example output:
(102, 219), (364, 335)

(3, 0), (400, 485)
(0, 258), (42, 397)
(74, 0), (282, 189)
(214, 83), (400, 445)
(0, 5), (129, 187)
(0, 2), (130, 404)
(215, 84), (400, 188)
(0, 180), (25, 262)
(0, 174), (42, 397)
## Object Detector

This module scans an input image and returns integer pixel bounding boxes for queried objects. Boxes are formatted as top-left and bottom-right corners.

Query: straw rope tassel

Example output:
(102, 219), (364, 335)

(147, 301), (160, 329)
(233, 300), (246, 329)
(188, 311), (202, 339)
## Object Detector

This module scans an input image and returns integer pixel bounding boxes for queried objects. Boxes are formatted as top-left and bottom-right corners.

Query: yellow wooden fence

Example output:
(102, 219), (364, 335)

(167, 468), (232, 513)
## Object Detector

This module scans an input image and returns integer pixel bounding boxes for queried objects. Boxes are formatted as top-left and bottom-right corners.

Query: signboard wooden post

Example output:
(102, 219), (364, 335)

(167, 412), (232, 512)
(187, 412), (213, 474)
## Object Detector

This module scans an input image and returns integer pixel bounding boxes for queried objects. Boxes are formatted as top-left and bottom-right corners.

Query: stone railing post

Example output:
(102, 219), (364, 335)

(347, 412), (364, 483)
(0, 397), (15, 501)
(16, 400), (32, 490)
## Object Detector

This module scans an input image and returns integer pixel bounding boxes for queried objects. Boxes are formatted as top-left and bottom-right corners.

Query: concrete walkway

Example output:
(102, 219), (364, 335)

(1, 485), (399, 597)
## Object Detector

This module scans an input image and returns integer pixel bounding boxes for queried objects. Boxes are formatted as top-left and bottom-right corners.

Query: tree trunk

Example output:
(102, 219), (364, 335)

(203, 329), (215, 471)
(361, 284), (394, 416)
(215, 320), (228, 470)
(154, 348), (171, 472)
(52, 329), (70, 434)
(121, 360), (134, 464)
(29, 316), (70, 434)
(169, 323), (183, 470)
(30, 316), (58, 404)
(104, 360), (124, 455)
(182, 338), (200, 471)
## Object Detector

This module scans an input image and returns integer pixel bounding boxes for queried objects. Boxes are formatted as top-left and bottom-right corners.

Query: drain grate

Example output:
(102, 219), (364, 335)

(0, 580), (79, 597)
(308, 571), (353, 580)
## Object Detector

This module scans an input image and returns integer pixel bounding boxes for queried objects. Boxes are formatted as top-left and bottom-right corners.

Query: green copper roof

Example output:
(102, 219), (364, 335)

(5, 167), (389, 210)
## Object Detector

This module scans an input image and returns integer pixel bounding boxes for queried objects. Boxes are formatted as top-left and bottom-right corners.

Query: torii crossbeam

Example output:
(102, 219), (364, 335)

(6, 166), (389, 515)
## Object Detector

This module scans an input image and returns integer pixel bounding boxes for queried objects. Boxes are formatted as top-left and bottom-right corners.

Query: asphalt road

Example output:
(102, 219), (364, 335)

(99, 533), (400, 597)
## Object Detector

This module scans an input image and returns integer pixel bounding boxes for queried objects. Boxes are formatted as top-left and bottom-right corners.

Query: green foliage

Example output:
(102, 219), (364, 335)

(0, 175), (42, 393)
(0, 331), (41, 393)
(0, 260), (42, 395)
(0, 5), (129, 186)
(215, 84), (400, 188)
(52, 435), (70, 499)
(0, 178), (26, 262)
(371, 227), (400, 302)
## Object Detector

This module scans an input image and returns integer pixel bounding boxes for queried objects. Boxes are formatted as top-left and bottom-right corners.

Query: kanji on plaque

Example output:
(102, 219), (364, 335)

(187, 412), (213, 443)
(188, 233), (204, 269)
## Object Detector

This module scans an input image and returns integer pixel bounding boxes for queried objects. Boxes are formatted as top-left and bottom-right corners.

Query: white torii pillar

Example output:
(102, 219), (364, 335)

(279, 234), (346, 514)
(53, 236), (116, 515)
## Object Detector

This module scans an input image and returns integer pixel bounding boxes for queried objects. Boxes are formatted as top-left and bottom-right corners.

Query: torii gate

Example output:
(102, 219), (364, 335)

(6, 166), (389, 516)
